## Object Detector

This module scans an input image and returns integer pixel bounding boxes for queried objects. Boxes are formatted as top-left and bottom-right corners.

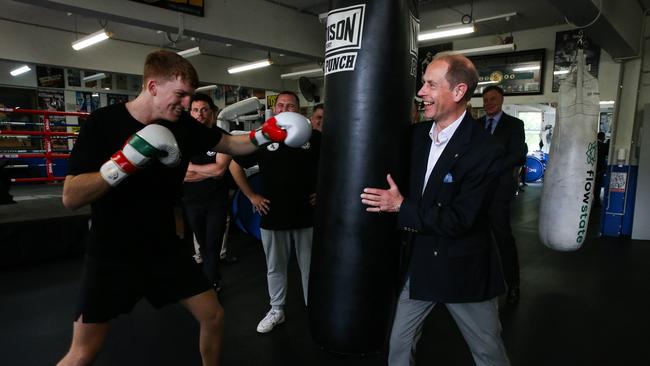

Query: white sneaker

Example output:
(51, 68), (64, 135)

(256, 309), (285, 333)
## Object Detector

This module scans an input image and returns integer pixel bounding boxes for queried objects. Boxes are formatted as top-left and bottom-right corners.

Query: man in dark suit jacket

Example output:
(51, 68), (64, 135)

(594, 131), (609, 207)
(361, 54), (510, 366)
(481, 85), (526, 304)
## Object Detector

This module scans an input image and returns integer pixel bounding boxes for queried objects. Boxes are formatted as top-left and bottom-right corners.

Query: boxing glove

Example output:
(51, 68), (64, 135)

(249, 112), (312, 148)
(100, 124), (180, 186)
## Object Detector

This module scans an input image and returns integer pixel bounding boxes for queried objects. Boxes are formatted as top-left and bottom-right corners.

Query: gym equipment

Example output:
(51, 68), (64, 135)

(524, 156), (545, 183)
(309, 0), (419, 353)
(539, 45), (599, 251)
(231, 173), (262, 240)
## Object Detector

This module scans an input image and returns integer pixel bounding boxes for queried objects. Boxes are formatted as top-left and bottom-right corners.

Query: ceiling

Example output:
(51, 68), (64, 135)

(0, 0), (643, 70)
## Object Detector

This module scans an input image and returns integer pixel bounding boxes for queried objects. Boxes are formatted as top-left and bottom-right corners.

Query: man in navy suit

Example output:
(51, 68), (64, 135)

(361, 54), (510, 366)
(481, 85), (526, 304)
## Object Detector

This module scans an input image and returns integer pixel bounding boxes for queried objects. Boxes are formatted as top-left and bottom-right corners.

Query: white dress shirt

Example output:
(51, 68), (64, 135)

(423, 111), (465, 194)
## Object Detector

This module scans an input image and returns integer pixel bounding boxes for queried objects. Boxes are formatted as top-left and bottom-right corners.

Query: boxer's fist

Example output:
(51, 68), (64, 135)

(100, 124), (180, 186)
(136, 124), (180, 166)
(249, 112), (312, 148)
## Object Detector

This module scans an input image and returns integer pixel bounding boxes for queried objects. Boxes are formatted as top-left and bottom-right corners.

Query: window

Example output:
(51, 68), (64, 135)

(518, 111), (542, 151)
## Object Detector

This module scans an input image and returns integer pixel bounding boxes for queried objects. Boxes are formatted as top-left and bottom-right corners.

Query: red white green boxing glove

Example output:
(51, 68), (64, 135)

(249, 112), (312, 148)
(100, 124), (180, 186)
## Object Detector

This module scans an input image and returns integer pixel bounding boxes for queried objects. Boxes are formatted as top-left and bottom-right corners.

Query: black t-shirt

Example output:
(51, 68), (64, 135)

(182, 127), (232, 204)
(68, 103), (222, 260)
(236, 131), (321, 230)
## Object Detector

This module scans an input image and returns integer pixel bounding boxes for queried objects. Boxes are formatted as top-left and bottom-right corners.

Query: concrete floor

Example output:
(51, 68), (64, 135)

(1, 183), (649, 365)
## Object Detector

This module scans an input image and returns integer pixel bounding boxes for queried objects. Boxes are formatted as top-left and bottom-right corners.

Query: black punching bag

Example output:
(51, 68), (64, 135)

(309, 0), (419, 354)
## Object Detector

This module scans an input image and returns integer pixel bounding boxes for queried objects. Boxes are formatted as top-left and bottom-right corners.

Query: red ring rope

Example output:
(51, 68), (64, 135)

(0, 108), (88, 183)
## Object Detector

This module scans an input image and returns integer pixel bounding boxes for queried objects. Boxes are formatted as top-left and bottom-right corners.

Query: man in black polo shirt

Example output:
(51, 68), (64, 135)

(183, 93), (232, 292)
(231, 91), (320, 333)
(58, 51), (311, 366)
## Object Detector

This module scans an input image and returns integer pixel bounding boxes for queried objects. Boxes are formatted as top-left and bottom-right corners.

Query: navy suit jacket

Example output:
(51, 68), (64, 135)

(398, 114), (506, 302)
(480, 112), (526, 201)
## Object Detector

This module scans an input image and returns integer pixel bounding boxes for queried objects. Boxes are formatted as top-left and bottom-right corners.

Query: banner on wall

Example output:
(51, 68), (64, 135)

(36, 67), (65, 88)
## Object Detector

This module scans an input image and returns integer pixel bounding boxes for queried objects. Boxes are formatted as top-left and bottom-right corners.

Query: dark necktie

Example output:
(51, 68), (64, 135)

(485, 118), (495, 134)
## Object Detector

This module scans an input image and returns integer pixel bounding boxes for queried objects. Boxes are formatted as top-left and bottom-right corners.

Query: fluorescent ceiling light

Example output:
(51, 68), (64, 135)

(446, 43), (516, 57)
(10, 65), (31, 76)
(83, 72), (107, 82)
(227, 59), (272, 74)
(437, 12), (518, 28)
(196, 85), (218, 92)
(177, 46), (201, 58)
(554, 70), (570, 75)
(280, 68), (323, 80)
(512, 65), (540, 72)
(418, 24), (475, 42)
(478, 80), (498, 85)
(599, 101), (615, 105)
(72, 29), (110, 50)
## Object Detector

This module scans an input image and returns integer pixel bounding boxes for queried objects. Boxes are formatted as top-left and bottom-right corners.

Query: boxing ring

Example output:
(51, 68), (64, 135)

(0, 108), (90, 268)
(0, 107), (88, 183)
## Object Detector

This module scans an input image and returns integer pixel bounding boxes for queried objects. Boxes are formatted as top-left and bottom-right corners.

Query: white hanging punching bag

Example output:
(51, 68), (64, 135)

(539, 48), (599, 251)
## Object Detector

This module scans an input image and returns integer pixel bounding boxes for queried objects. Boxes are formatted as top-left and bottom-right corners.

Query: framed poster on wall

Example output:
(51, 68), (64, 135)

(470, 48), (545, 96)
(66, 69), (81, 87)
(224, 85), (237, 105)
(75, 92), (99, 113)
(552, 30), (600, 92)
(36, 66), (65, 88)
(38, 90), (67, 150)
(267, 95), (278, 110)
(237, 87), (252, 101)
(417, 43), (452, 91)
(37, 91), (65, 111)
(107, 94), (129, 106)
(130, 0), (204, 16)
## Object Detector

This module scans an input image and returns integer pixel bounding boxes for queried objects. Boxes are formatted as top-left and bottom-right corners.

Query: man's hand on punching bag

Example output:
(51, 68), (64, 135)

(360, 174), (404, 213)
(100, 124), (180, 186)
(249, 112), (312, 148)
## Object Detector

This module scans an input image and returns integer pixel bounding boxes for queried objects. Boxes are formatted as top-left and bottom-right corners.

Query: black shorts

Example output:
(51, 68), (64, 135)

(75, 244), (211, 323)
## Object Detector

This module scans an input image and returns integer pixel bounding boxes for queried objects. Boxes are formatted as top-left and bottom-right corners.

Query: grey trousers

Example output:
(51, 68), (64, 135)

(389, 280), (510, 366)
(260, 227), (313, 307)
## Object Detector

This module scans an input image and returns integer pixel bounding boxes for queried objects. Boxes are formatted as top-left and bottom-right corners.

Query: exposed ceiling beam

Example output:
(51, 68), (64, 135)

(15, 0), (325, 61)
(547, 0), (643, 58)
